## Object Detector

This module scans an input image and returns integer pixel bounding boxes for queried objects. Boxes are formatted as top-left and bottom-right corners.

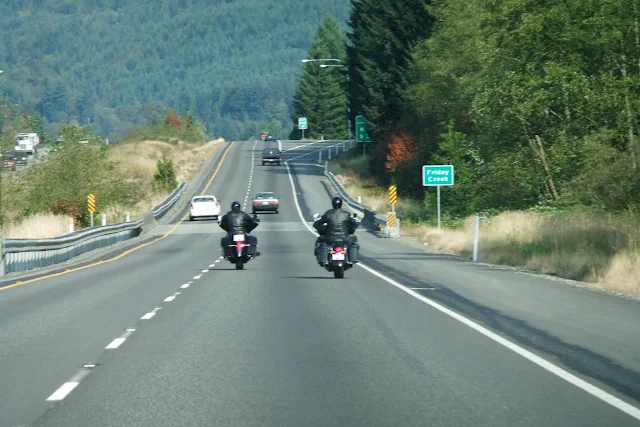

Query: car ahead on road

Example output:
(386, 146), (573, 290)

(261, 147), (281, 166)
(12, 151), (28, 166)
(189, 195), (221, 221)
(252, 192), (279, 214)
(265, 132), (276, 142)
(259, 132), (268, 141)
(3, 154), (16, 171)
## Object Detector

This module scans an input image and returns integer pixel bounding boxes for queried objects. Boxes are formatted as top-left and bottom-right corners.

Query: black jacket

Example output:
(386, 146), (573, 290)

(313, 208), (358, 240)
(219, 211), (259, 235)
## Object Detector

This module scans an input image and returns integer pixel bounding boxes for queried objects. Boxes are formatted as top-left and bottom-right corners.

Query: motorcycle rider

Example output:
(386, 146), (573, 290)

(313, 196), (360, 266)
(218, 201), (260, 258)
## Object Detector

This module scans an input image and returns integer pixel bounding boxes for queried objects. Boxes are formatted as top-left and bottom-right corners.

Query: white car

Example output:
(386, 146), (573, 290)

(189, 195), (221, 221)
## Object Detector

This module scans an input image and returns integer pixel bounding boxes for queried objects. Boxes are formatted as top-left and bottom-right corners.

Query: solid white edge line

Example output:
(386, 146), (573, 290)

(105, 337), (126, 349)
(46, 382), (79, 401)
(283, 160), (640, 421)
(282, 140), (325, 152)
(164, 295), (176, 302)
(140, 312), (156, 320)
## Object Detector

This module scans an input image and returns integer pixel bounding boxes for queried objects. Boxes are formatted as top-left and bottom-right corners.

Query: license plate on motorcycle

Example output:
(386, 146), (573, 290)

(233, 235), (245, 242)
(332, 253), (345, 261)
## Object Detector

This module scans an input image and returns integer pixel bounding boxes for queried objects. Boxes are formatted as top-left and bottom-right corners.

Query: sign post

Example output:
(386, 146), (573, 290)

(389, 185), (398, 237)
(88, 193), (96, 227)
(422, 165), (454, 229)
(298, 117), (307, 140)
(355, 115), (372, 156)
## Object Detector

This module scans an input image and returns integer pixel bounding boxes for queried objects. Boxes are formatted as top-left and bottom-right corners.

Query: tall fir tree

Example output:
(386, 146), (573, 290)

(290, 14), (348, 140)
(346, 0), (434, 178)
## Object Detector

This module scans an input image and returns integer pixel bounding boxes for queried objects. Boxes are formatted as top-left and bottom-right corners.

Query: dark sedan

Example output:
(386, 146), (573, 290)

(252, 192), (279, 214)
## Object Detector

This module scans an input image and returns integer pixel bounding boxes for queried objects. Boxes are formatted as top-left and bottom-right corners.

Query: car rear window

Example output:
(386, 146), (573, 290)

(255, 193), (276, 199)
(193, 197), (216, 203)
(262, 148), (279, 154)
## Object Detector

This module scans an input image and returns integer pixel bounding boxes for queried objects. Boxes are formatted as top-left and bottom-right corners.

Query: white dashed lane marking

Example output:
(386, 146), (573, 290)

(164, 295), (176, 302)
(181, 284), (190, 289)
(140, 312), (156, 320)
(105, 338), (126, 349)
(46, 382), (79, 401)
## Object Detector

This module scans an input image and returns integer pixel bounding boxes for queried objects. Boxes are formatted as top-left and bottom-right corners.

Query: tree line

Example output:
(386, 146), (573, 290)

(293, 0), (640, 217)
(0, 0), (350, 141)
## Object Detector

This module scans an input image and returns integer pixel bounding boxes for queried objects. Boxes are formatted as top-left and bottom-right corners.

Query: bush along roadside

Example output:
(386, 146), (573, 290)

(1, 110), (219, 238)
(328, 148), (640, 296)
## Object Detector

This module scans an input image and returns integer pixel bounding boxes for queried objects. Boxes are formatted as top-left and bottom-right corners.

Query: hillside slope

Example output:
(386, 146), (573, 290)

(0, 0), (350, 140)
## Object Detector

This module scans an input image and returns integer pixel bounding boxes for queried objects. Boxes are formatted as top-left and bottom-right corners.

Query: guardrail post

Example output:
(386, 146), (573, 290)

(342, 141), (346, 152)
(101, 214), (106, 226)
(325, 160), (328, 173)
(396, 218), (401, 237)
(69, 218), (74, 233)
(328, 148), (332, 160)
(358, 196), (362, 203)
(0, 244), (5, 277)
(318, 150), (322, 164)
(473, 214), (480, 262)
(126, 212), (130, 222)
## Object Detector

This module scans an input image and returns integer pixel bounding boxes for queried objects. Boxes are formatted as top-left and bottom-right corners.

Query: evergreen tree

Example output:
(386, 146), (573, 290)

(290, 14), (348, 140)
(346, 0), (434, 171)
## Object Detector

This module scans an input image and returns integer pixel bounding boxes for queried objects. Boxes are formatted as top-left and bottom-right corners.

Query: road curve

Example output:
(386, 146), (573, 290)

(0, 140), (637, 426)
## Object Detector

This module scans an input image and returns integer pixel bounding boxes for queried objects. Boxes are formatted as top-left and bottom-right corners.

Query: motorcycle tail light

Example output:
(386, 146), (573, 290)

(334, 247), (343, 253)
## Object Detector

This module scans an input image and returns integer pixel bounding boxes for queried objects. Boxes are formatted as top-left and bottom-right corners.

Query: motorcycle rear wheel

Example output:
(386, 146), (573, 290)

(235, 260), (244, 270)
(333, 268), (344, 279)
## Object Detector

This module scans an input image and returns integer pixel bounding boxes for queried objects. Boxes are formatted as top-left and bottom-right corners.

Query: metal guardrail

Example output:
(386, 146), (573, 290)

(323, 170), (388, 231)
(1, 180), (188, 275)
(152, 182), (187, 219)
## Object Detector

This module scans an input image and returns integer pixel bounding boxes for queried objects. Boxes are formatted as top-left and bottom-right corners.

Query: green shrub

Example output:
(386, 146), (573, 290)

(153, 156), (177, 192)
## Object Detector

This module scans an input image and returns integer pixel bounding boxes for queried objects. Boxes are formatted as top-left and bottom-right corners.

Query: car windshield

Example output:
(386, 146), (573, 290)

(193, 197), (216, 203)
(255, 193), (276, 199)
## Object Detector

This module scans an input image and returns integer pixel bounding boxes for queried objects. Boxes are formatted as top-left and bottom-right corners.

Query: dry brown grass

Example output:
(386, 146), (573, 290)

(109, 138), (224, 184)
(404, 211), (640, 295)
(334, 167), (640, 296)
(2, 138), (224, 239)
(4, 213), (73, 239)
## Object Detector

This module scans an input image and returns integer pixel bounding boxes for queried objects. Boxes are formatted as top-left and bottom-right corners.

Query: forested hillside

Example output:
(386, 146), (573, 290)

(0, 0), (350, 140)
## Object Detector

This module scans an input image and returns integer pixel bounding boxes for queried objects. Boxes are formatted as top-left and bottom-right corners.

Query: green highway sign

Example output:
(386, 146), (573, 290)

(298, 117), (308, 130)
(423, 165), (454, 186)
(355, 115), (372, 143)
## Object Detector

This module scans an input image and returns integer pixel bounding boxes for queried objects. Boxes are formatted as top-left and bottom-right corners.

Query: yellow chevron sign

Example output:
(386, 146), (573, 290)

(88, 193), (96, 213)
(387, 212), (396, 228)
(389, 185), (397, 205)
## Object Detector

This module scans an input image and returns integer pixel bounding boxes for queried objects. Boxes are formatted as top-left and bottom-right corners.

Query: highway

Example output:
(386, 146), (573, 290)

(0, 140), (639, 426)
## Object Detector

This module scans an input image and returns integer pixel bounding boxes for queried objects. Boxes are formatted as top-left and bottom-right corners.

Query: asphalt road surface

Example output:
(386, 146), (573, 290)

(0, 140), (639, 426)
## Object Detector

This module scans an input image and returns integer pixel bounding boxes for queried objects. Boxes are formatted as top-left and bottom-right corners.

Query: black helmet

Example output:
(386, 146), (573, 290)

(231, 201), (241, 213)
(332, 196), (343, 209)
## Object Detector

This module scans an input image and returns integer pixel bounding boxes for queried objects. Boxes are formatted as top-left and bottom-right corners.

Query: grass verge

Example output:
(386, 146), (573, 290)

(329, 149), (640, 296)
(2, 138), (224, 238)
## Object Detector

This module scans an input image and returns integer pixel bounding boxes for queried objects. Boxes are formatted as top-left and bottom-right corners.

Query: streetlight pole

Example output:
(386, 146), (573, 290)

(0, 69), (4, 275)
(0, 70), (5, 277)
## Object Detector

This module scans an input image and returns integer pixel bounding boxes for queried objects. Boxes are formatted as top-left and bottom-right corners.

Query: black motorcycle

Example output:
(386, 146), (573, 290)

(224, 214), (260, 270)
(313, 212), (360, 279)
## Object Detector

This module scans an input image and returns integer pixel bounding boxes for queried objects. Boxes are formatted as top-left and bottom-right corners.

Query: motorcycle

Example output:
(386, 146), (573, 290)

(313, 212), (360, 279)
(224, 215), (260, 270)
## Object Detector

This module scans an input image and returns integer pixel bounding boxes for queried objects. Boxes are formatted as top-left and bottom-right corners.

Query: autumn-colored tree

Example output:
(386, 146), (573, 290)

(386, 130), (418, 171)
(165, 110), (183, 131)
